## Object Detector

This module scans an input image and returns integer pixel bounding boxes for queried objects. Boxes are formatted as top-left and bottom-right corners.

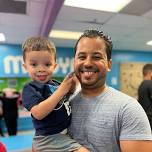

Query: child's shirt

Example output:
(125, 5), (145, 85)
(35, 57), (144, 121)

(22, 80), (71, 136)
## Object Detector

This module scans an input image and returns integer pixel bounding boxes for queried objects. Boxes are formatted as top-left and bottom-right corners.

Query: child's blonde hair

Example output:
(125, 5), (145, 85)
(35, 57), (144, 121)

(22, 37), (56, 62)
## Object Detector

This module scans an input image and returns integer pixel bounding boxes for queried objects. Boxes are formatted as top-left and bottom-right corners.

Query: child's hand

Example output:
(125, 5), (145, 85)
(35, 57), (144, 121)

(58, 72), (76, 95)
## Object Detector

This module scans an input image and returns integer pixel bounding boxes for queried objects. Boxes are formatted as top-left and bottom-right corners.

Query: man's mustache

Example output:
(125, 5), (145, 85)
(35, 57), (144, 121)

(79, 67), (99, 72)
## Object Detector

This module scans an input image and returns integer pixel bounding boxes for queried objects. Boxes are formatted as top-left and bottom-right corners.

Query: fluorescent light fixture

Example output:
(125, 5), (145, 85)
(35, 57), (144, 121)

(64, 0), (132, 12)
(146, 40), (152, 46)
(49, 30), (82, 40)
(0, 33), (6, 42)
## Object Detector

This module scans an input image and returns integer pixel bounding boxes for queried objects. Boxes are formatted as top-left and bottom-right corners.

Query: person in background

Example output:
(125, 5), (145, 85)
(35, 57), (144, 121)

(0, 88), (19, 136)
(138, 63), (152, 130)
(0, 100), (4, 136)
(68, 29), (152, 152)
(22, 37), (89, 152)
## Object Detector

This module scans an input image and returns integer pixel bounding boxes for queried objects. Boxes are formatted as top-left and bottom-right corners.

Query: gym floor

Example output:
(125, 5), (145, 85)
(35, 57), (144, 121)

(1, 130), (34, 152)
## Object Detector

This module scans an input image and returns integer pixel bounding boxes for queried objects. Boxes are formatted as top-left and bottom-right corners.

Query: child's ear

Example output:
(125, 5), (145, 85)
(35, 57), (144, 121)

(53, 63), (57, 70)
(23, 63), (27, 71)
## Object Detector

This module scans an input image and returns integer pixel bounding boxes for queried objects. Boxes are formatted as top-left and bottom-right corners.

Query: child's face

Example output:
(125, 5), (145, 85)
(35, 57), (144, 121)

(23, 50), (57, 83)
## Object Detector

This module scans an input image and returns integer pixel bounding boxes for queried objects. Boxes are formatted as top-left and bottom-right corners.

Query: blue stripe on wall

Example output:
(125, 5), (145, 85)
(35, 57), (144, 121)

(0, 44), (152, 90)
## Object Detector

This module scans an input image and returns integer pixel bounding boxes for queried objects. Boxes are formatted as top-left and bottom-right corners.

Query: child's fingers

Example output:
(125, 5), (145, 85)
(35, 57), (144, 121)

(67, 72), (75, 78)
(64, 72), (75, 81)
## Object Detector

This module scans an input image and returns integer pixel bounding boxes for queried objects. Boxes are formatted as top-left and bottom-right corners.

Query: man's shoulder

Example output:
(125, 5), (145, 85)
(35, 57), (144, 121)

(106, 87), (138, 107)
(108, 87), (135, 99)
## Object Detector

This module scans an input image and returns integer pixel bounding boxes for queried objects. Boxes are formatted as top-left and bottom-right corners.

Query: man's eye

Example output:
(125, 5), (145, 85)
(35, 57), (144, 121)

(93, 56), (104, 60)
(78, 56), (86, 60)
(94, 56), (101, 59)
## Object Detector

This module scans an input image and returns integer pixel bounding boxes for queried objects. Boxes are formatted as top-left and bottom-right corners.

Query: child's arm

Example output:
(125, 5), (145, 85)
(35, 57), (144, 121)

(30, 74), (75, 120)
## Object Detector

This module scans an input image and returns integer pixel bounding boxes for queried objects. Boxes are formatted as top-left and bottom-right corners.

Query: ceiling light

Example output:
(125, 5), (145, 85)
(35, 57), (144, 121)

(146, 40), (152, 46)
(0, 33), (6, 42)
(49, 30), (82, 39)
(64, 0), (132, 12)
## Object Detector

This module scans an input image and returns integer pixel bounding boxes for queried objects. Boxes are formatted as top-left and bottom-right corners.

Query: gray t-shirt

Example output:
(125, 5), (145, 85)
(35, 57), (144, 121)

(68, 87), (152, 152)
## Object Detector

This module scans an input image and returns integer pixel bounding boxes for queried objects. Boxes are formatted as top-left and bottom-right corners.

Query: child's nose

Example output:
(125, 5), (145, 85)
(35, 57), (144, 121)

(38, 65), (46, 71)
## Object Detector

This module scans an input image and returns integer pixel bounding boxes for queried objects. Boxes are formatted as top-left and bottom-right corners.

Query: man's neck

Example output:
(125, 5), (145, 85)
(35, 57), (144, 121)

(81, 84), (108, 97)
(144, 75), (151, 80)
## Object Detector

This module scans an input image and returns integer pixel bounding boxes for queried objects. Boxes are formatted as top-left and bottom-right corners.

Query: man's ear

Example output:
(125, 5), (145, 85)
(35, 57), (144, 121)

(107, 59), (112, 71)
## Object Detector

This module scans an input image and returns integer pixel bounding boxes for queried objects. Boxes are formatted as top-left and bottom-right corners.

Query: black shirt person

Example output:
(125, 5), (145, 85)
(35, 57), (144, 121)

(138, 63), (152, 130)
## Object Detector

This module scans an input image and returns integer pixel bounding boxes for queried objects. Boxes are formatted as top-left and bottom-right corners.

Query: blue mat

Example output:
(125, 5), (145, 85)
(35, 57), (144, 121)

(1, 116), (34, 132)
(0, 134), (33, 152)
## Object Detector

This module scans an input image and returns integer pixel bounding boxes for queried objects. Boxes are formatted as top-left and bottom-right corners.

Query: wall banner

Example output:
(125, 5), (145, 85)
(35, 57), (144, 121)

(0, 45), (74, 77)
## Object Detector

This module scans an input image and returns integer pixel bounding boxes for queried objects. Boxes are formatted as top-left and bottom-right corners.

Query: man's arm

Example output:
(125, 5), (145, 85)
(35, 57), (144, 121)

(120, 140), (152, 152)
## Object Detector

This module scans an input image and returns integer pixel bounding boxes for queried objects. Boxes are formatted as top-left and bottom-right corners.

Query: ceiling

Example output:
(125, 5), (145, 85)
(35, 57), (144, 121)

(1, 0), (152, 52)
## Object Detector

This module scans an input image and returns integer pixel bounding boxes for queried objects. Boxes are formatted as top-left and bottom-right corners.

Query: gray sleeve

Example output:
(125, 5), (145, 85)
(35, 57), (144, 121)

(119, 100), (152, 140)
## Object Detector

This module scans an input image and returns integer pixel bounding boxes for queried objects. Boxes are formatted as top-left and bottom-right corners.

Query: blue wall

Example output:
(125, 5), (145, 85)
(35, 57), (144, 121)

(108, 50), (152, 89)
(0, 44), (74, 77)
(0, 44), (152, 90)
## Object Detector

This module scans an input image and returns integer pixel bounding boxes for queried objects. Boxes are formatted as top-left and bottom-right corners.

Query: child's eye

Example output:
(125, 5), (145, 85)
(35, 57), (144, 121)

(45, 63), (51, 67)
(31, 63), (37, 67)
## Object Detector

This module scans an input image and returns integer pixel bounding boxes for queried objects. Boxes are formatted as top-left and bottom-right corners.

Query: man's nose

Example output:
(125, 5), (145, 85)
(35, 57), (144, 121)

(84, 57), (92, 66)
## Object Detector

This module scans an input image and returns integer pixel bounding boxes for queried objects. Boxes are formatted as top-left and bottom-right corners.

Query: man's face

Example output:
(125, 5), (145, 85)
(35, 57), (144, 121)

(74, 37), (112, 89)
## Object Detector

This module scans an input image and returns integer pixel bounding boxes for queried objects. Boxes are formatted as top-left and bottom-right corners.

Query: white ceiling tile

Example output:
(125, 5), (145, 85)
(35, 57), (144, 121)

(0, 0), (152, 51)
(52, 20), (102, 32)
(27, 0), (47, 18)
(142, 9), (152, 19)
(106, 13), (152, 28)
(57, 6), (115, 24)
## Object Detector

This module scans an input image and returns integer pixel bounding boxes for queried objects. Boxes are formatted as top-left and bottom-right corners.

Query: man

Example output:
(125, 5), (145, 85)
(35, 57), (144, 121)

(68, 30), (152, 152)
(138, 63), (152, 130)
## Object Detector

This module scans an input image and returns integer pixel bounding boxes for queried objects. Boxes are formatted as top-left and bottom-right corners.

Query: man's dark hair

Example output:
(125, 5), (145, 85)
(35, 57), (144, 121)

(143, 63), (152, 76)
(74, 29), (113, 60)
